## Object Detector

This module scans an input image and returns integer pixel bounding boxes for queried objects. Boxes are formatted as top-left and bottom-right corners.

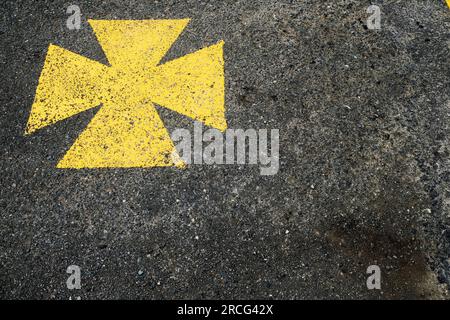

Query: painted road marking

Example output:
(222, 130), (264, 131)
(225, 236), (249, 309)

(447, 0), (450, 8)
(26, 19), (226, 169)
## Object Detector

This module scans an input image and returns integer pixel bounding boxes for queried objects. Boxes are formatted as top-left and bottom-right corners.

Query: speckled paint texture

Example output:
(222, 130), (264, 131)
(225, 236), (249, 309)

(1, 0), (450, 299)
(26, 19), (225, 168)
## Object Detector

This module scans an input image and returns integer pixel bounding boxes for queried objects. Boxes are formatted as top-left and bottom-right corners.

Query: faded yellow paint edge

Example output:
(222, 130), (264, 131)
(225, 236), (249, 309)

(56, 162), (187, 169)
(87, 18), (192, 24)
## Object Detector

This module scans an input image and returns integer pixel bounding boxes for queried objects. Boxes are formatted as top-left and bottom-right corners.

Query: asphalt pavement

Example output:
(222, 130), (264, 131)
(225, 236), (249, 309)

(1, 0), (450, 299)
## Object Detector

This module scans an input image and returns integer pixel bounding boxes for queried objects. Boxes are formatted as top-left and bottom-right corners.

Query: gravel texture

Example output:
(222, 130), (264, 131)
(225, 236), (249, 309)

(1, 0), (450, 299)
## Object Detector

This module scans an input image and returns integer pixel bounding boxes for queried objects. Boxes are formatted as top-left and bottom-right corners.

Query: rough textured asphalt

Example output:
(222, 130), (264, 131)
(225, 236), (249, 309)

(1, 0), (450, 300)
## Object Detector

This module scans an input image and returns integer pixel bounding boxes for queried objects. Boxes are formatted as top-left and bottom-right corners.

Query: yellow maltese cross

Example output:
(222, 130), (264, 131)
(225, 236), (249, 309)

(25, 19), (226, 168)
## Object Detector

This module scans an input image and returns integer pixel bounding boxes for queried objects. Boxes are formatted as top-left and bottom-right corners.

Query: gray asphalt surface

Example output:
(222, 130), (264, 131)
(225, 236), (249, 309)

(1, 0), (450, 299)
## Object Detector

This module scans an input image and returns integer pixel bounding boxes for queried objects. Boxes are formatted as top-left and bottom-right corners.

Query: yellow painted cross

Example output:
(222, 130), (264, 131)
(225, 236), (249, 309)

(25, 19), (226, 169)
